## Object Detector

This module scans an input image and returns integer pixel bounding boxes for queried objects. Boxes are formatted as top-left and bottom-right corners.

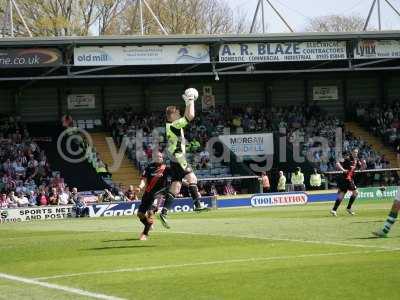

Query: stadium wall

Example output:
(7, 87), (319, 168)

(19, 88), (59, 121)
(270, 79), (304, 106)
(61, 85), (103, 120)
(387, 76), (400, 102)
(229, 81), (265, 106)
(307, 78), (344, 118)
(0, 89), (14, 115)
(7, 72), (400, 122)
(347, 77), (380, 105)
(2, 187), (396, 223)
(104, 84), (144, 111)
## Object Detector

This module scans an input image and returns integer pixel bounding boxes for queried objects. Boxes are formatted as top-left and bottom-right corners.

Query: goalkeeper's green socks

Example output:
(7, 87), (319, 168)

(381, 211), (398, 235)
(162, 191), (175, 214)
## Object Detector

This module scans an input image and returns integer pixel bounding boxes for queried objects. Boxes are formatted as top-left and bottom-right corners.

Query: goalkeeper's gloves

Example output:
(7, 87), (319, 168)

(182, 94), (195, 106)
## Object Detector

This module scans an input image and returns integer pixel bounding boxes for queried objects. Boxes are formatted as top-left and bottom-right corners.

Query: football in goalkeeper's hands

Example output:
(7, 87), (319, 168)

(184, 88), (199, 101)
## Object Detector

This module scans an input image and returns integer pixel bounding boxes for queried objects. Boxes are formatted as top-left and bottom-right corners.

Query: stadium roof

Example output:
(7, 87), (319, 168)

(0, 30), (400, 84)
(0, 30), (400, 47)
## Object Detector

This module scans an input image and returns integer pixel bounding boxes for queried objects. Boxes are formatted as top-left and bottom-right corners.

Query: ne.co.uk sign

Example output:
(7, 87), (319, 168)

(250, 192), (308, 207)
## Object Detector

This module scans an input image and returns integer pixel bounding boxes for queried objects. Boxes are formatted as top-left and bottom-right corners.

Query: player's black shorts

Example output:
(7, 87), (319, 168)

(138, 192), (156, 214)
(138, 188), (167, 213)
(337, 178), (356, 193)
(170, 161), (192, 182)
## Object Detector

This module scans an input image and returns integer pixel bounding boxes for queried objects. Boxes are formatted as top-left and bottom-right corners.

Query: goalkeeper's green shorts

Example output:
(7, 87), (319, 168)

(170, 155), (192, 182)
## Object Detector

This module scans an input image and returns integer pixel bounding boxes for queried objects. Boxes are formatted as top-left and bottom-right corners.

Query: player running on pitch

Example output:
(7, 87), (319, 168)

(136, 151), (169, 240)
(373, 186), (400, 237)
(159, 88), (209, 229)
(330, 148), (366, 216)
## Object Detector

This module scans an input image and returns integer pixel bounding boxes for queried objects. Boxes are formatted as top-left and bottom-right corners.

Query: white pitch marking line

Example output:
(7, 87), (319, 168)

(0, 272), (125, 300)
(34, 249), (396, 281)
(167, 230), (400, 251)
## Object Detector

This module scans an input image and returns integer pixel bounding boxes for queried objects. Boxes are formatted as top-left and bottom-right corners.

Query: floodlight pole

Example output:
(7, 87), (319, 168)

(250, 0), (262, 33)
(364, 0), (377, 31)
(364, 0), (400, 31)
(132, 0), (168, 35)
(265, 0), (294, 32)
(250, 0), (294, 33)
(142, 0), (168, 35)
(11, 0), (32, 37)
(384, 0), (400, 18)
(2, 0), (33, 37)
(377, 0), (382, 31)
(261, 0), (265, 33)
(139, 0), (144, 35)
(9, 0), (14, 37)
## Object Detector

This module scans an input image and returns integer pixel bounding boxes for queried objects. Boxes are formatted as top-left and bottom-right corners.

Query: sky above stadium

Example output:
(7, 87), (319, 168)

(230, 0), (400, 32)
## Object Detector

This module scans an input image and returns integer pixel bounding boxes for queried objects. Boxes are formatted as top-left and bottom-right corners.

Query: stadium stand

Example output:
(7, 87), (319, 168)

(2, 96), (376, 197)
(90, 132), (141, 189)
(356, 102), (400, 159)
(104, 102), (393, 194)
(0, 117), (72, 208)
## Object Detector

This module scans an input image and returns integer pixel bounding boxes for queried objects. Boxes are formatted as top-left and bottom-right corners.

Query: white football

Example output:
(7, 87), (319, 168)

(184, 88), (199, 101)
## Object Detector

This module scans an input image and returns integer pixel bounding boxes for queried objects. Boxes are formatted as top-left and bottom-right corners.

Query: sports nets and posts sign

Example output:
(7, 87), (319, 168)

(74, 45), (210, 66)
(218, 41), (347, 63)
(354, 40), (400, 59)
(0, 198), (213, 223)
(219, 133), (274, 156)
(0, 206), (74, 223)
(0, 48), (62, 68)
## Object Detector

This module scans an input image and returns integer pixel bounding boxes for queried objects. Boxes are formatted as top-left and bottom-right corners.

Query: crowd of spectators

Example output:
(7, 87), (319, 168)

(350, 102), (400, 186)
(0, 116), (77, 209)
(283, 105), (386, 173)
(356, 101), (400, 149)
(104, 101), (391, 194)
(85, 142), (111, 179)
(1, 99), (391, 207)
(357, 102), (400, 164)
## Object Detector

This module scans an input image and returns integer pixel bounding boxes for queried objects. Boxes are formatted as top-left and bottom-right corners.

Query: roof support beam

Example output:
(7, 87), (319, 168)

(352, 58), (395, 68)
(71, 66), (119, 75)
(2, 65), (400, 81)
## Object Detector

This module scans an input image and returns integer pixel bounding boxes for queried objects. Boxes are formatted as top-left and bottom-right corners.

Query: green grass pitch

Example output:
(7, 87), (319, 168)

(0, 200), (399, 300)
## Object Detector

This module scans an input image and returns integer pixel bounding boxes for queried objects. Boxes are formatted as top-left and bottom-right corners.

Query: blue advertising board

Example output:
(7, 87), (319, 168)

(217, 192), (308, 208)
(88, 197), (213, 218)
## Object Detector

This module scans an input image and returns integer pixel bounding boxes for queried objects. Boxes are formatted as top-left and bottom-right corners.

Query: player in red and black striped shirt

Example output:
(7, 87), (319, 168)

(330, 148), (366, 216)
(136, 151), (169, 240)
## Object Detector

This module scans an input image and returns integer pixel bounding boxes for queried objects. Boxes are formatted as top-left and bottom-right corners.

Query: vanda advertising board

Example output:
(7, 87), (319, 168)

(0, 198), (213, 223)
(88, 197), (213, 218)
(74, 45), (210, 66)
(219, 133), (274, 156)
(219, 41), (347, 63)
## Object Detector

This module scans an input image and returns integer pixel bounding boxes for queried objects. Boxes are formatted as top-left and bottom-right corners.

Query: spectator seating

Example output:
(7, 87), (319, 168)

(0, 116), (70, 208)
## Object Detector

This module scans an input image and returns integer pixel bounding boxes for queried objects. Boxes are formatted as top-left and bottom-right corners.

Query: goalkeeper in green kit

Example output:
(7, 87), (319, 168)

(159, 88), (209, 228)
